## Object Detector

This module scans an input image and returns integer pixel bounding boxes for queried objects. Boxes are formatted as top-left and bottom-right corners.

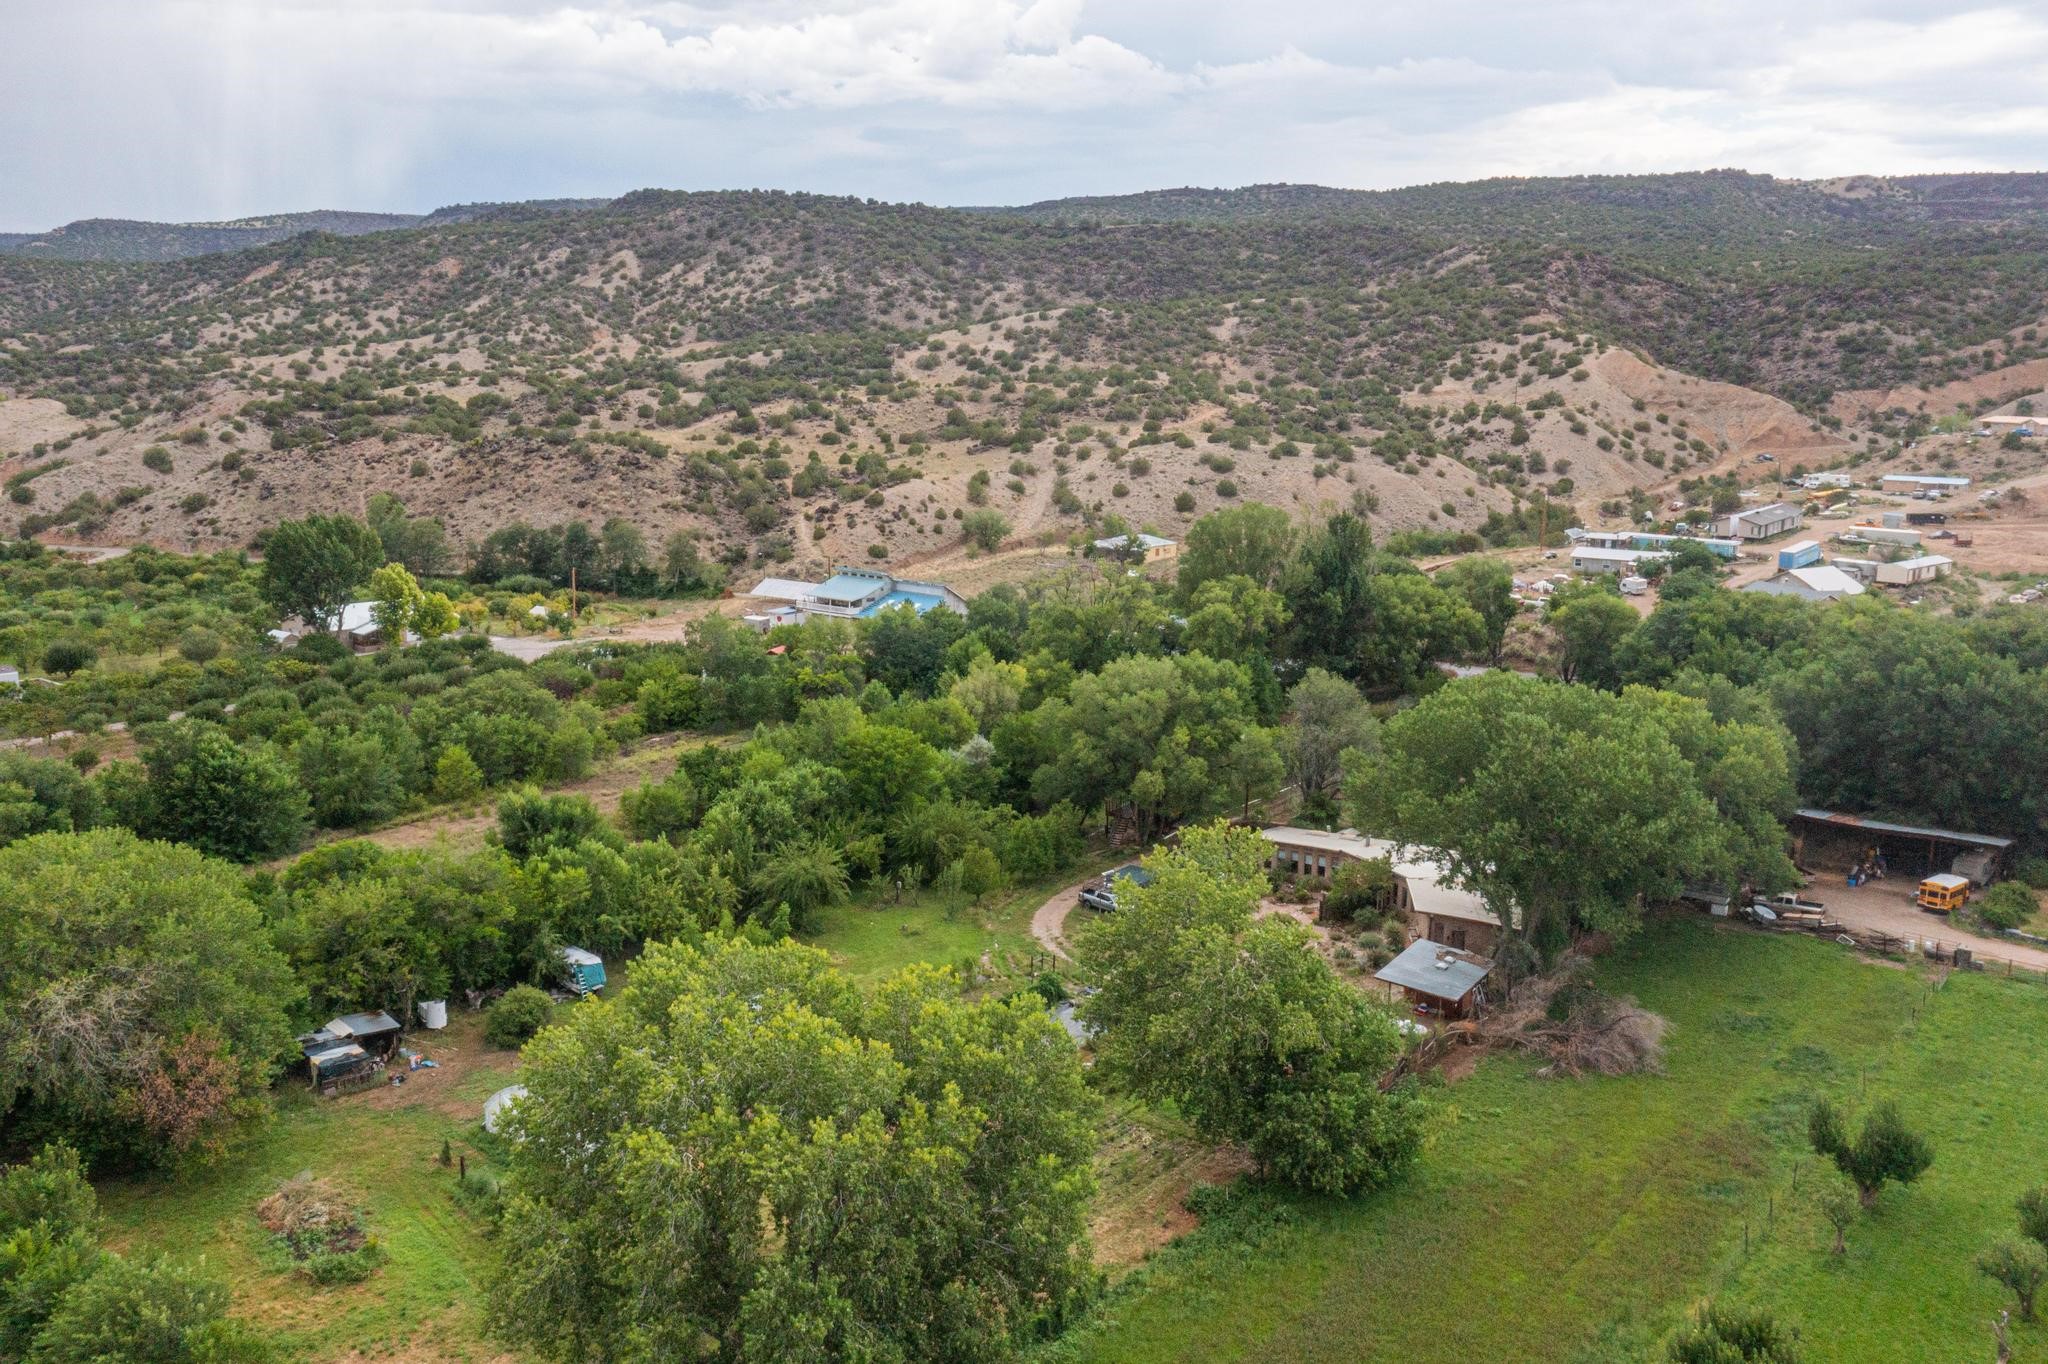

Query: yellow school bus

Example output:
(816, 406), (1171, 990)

(1917, 873), (1970, 914)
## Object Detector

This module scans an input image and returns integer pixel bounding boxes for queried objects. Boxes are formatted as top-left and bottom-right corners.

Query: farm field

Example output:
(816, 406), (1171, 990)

(94, 1008), (523, 1364)
(1041, 915), (2048, 1364)
(90, 907), (2048, 1363)
(83, 871), (1095, 1361)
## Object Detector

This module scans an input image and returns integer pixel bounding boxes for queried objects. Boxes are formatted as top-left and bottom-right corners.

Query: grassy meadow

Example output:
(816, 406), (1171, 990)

(1041, 916), (2048, 1363)
(89, 902), (2048, 1363)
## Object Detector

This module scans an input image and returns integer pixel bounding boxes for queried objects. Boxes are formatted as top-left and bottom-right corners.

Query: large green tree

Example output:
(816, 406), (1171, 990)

(1548, 583), (1639, 689)
(1034, 652), (1251, 841)
(494, 938), (1096, 1363)
(1284, 668), (1375, 802)
(259, 514), (382, 631)
(1350, 672), (1797, 956)
(1078, 824), (1426, 1194)
(126, 721), (309, 862)
(1435, 556), (1517, 665)
(0, 831), (301, 1166)
(1176, 503), (1296, 597)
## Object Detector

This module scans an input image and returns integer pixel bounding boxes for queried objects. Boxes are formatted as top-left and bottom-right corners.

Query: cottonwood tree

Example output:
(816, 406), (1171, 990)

(1078, 823), (1426, 1194)
(1176, 503), (1295, 597)
(0, 831), (301, 1166)
(1283, 667), (1374, 803)
(1548, 583), (1639, 688)
(260, 514), (382, 631)
(1035, 652), (1252, 842)
(495, 939), (1095, 1363)
(1436, 556), (1517, 664)
(1809, 1098), (1933, 1208)
(1351, 672), (1797, 957)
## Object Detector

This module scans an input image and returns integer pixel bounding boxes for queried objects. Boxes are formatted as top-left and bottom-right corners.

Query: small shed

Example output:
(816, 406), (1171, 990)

(1092, 532), (1178, 565)
(1374, 939), (1494, 1020)
(1777, 540), (1821, 570)
(1874, 554), (1952, 586)
(297, 1010), (405, 1090)
(559, 946), (607, 995)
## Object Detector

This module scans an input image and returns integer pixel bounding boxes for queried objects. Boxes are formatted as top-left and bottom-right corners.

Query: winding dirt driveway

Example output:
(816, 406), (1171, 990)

(1031, 876), (1332, 964)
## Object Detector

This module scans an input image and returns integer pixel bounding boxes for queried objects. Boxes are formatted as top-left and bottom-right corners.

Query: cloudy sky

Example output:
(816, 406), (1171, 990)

(4, 0), (2047, 230)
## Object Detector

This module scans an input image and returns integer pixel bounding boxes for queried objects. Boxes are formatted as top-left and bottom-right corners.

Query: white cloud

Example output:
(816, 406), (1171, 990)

(0, 1), (2045, 227)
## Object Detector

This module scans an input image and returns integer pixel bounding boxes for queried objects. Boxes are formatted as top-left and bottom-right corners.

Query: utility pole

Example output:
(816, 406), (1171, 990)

(569, 564), (578, 626)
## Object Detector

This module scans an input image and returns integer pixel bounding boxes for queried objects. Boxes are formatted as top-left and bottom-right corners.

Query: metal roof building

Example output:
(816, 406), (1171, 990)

(1880, 473), (1972, 489)
(744, 567), (969, 624)
(1741, 565), (1866, 602)
(1374, 939), (1494, 1017)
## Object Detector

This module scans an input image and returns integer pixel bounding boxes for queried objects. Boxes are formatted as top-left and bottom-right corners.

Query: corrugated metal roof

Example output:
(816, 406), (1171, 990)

(1375, 939), (1493, 1002)
(746, 577), (818, 601)
(1794, 809), (2013, 850)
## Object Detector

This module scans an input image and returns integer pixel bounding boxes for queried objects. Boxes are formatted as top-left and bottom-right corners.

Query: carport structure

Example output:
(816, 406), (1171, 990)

(1791, 808), (2014, 882)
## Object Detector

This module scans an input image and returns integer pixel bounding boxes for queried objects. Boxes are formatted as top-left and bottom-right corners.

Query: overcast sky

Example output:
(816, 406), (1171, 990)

(4, 1), (2047, 230)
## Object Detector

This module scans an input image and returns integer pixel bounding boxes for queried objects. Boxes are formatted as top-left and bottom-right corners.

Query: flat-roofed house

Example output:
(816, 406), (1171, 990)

(1259, 827), (1510, 954)
(743, 567), (969, 628)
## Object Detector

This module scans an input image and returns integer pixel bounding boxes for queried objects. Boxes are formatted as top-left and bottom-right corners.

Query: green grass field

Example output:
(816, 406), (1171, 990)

(96, 1012), (522, 1362)
(802, 871), (1073, 986)
(93, 902), (2048, 1363)
(1041, 916), (2048, 1363)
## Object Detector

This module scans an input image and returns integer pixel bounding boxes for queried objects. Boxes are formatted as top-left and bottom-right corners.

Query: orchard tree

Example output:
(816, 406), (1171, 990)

(260, 514), (382, 631)
(1809, 1098), (1933, 1208)
(128, 721), (309, 862)
(1351, 672), (1797, 956)
(0, 830), (301, 1166)
(1980, 1241), (2048, 1322)
(494, 939), (1096, 1364)
(1078, 823), (1426, 1194)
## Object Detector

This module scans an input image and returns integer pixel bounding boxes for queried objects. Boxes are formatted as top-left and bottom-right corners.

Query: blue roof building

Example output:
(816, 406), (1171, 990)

(743, 566), (969, 627)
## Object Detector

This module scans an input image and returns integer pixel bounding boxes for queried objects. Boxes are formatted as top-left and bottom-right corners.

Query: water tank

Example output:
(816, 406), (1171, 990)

(417, 999), (448, 1030)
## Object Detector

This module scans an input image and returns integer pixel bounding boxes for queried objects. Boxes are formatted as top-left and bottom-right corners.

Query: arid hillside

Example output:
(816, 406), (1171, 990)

(1, 176), (2044, 574)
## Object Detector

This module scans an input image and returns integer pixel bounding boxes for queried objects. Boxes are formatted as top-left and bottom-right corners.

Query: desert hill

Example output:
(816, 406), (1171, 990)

(0, 175), (2043, 573)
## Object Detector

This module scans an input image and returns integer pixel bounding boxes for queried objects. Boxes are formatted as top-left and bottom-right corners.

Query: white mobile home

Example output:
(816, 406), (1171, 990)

(1874, 554), (1953, 586)
(1718, 503), (1804, 540)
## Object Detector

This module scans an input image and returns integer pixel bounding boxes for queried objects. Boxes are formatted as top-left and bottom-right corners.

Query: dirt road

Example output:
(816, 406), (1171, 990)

(1813, 879), (2048, 972)
(1031, 877), (1096, 962)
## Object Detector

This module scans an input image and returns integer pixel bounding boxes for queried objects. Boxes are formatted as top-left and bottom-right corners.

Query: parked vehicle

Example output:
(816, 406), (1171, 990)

(1079, 864), (1153, 912)
(1917, 874), (1970, 914)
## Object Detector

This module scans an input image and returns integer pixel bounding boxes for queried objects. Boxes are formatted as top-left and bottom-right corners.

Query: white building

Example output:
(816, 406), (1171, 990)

(743, 567), (968, 629)
(1718, 503), (1804, 540)
(1091, 532), (1177, 565)
(1569, 546), (1666, 575)
(1741, 565), (1867, 602)
(1874, 554), (1953, 586)
(1845, 524), (1923, 548)
(1880, 473), (1972, 493)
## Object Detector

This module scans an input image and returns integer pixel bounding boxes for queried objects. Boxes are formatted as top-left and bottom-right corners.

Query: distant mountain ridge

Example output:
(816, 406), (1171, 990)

(975, 172), (2048, 240)
(0, 199), (609, 263)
